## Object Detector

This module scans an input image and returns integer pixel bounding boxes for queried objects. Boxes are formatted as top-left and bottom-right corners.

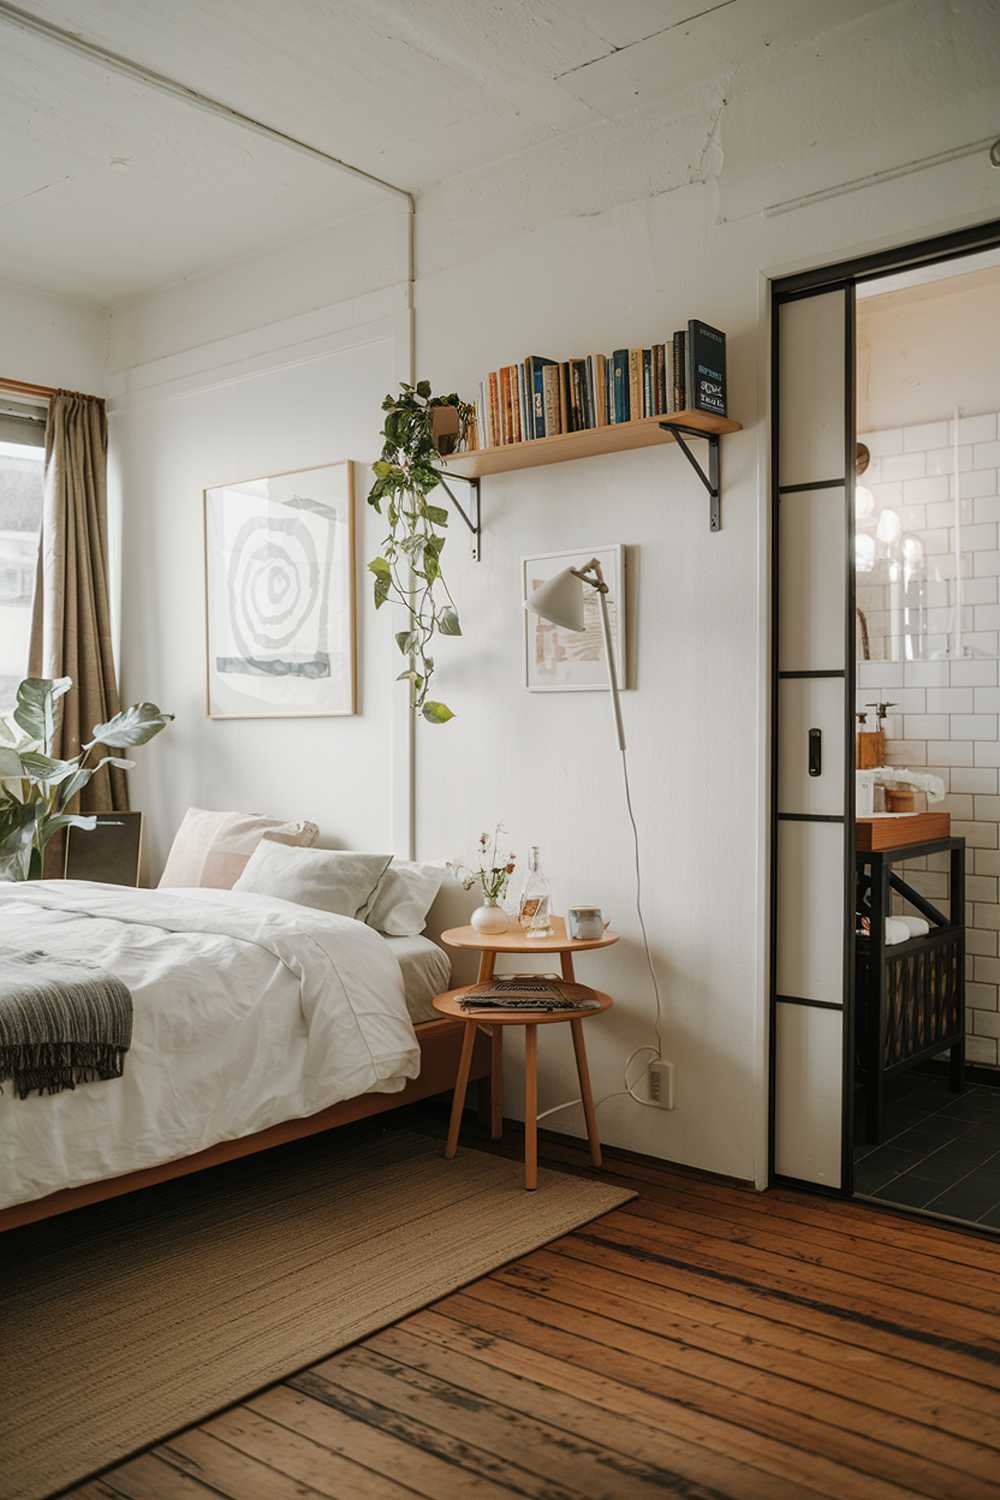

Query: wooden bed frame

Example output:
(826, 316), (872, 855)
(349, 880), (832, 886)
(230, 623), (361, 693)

(0, 1015), (491, 1233)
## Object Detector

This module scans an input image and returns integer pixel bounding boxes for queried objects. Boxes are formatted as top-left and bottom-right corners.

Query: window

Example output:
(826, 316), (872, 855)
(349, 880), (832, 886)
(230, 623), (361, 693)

(0, 410), (45, 714)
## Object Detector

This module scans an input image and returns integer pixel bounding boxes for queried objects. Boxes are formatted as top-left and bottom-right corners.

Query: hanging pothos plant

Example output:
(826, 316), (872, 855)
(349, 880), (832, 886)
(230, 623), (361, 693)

(367, 380), (473, 725)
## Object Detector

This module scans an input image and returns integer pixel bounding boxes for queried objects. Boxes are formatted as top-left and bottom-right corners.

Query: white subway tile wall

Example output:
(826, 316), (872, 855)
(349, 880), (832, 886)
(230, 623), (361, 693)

(858, 410), (1000, 1064)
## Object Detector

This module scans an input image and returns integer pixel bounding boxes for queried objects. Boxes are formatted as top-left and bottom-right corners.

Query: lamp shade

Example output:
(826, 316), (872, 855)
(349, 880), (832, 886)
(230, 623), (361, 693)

(525, 567), (585, 632)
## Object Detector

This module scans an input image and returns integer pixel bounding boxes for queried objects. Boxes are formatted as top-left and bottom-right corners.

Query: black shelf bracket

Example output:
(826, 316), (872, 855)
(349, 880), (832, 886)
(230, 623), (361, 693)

(435, 472), (482, 561)
(659, 422), (721, 532)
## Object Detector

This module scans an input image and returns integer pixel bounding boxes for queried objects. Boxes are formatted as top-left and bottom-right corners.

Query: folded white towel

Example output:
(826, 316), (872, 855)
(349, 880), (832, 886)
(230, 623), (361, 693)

(884, 917), (910, 945)
(896, 914), (930, 938)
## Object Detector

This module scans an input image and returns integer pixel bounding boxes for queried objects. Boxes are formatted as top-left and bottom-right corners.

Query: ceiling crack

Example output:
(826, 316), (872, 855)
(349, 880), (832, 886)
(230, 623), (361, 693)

(553, 0), (740, 82)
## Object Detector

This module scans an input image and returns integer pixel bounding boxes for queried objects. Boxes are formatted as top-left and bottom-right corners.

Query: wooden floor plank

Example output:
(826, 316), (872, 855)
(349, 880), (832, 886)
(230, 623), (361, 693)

(585, 1212), (1000, 1351)
(554, 1227), (1000, 1398)
(371, 1317), (919, 1500)
(537, 1141), (1000, 1271)
(63, 1122), (1000, 1500)
(244, 1383), (582, 1500)
(487, 1252), (1000, 1446)
(435, 1282), (1000, 1485)
(618, 1189), (1000, 1310)
(163, 1416), (420, 1500)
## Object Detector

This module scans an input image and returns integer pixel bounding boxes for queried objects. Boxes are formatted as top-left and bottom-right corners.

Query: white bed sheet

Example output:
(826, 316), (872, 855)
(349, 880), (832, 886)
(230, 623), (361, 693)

(383, 934), (452, 1024)
(0, 881), (421, 1212)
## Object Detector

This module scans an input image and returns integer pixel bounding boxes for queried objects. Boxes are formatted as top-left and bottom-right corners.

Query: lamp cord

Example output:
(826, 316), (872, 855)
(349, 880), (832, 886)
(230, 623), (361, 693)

(538, 738), (667, 1123)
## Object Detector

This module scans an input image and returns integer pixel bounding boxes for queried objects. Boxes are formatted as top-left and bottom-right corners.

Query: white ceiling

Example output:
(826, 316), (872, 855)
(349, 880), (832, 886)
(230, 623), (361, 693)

(0, 0), (898, 305)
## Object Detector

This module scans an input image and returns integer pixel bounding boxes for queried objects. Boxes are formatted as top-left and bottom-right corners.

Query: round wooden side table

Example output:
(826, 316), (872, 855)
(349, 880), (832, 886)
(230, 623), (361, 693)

(437, 917), (619, 1190)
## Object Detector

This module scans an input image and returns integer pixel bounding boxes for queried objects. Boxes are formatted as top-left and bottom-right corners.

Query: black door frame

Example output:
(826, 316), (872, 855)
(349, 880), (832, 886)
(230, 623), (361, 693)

(769, 215), (1000, 1197)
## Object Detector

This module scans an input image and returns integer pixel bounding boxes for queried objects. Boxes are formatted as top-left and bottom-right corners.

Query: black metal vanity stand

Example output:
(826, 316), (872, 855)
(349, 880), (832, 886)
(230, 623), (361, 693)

(855, 836), (966, 1145)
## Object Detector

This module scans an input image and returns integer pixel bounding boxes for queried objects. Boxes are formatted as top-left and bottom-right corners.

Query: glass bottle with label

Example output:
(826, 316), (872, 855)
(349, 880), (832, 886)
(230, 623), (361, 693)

(517, 845), (553, 937)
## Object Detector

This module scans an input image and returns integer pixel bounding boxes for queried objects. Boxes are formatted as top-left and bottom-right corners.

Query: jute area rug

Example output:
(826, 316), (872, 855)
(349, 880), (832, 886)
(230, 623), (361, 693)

(3, 1128), (634, 1500)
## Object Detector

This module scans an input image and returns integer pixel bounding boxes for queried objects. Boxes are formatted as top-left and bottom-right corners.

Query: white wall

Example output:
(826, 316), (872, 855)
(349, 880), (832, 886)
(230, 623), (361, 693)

(412, 6), (1000, 1185)
(107, 237), (412, 876)
(0, 279), (107, 393)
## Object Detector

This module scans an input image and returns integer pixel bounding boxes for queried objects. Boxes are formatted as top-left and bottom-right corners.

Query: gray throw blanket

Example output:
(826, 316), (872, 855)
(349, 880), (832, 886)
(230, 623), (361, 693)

(0, 950), (133, 1099)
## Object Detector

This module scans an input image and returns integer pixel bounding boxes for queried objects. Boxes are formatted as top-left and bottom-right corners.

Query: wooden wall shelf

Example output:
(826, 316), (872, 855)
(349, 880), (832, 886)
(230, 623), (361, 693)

(441, 410), (741, 481)
(434, 410), (741, 555)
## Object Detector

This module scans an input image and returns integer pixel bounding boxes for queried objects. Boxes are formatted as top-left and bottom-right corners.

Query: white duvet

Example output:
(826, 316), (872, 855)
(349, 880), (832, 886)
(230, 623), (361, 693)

(0, 881), (421, 1212)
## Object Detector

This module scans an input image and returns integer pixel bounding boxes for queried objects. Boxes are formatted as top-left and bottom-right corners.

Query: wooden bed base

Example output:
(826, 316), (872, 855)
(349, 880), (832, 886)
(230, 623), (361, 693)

(0, 1015), (490, 1233)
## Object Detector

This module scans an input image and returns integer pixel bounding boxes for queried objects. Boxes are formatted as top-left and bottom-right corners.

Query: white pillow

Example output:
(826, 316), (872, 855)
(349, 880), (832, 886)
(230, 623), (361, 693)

(158, 807), (319, 889)
(366, 859), (447, 937)
(233, 842), (392, 920)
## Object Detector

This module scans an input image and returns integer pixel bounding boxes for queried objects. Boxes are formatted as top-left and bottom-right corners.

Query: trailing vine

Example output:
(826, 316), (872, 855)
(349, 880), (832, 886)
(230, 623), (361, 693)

(367, 380), (471, 724)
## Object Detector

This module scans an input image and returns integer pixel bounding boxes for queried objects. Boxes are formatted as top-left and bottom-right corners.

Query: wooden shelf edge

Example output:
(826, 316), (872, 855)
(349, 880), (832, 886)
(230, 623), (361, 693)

(438, 410), (741, 480)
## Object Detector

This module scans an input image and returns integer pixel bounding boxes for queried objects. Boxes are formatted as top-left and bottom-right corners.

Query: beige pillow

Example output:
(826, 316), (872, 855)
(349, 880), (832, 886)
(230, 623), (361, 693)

(233, 842), (392, 919)
(158, 807), (319, 890)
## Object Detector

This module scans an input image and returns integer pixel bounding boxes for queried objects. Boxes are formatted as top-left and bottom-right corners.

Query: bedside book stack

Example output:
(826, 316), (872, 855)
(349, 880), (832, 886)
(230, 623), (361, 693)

(471, 319), (727, 451)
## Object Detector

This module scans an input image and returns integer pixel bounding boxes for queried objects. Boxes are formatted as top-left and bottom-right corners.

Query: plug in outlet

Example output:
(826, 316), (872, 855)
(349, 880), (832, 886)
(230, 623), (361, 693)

(645, 1059), (675, 1109)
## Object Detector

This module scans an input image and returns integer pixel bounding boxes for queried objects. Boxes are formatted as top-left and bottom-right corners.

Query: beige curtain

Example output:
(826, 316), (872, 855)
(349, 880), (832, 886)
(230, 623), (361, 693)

(29, 390), (128, 813)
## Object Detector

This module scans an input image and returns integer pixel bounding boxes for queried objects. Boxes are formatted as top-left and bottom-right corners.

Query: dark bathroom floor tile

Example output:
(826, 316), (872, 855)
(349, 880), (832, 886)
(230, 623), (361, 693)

(924, 1169), (1000, 1221)
(870, 1173), (945, 1209)
(976, 1198), (1000, 1228)
(938, 1093), (1000, 1123)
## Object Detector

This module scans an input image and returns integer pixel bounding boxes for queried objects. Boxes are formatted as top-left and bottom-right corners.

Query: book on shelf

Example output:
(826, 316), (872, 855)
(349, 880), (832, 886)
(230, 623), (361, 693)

(465, 322), (726, 449)
(685, 318), (727, 417)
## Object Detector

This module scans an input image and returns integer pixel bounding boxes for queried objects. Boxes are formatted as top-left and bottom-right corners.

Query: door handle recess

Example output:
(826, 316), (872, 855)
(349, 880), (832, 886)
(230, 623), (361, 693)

(808, 727), (822, 777)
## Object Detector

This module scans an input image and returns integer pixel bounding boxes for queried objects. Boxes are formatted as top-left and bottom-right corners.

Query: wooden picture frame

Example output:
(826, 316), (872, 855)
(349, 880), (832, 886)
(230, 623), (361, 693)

(203, 460), (356, 719)
(522, 543), (626, 692)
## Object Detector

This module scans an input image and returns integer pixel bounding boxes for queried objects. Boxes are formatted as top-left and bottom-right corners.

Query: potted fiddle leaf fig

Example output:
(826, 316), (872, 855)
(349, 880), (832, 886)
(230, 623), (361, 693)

(0, 676), (173, 881)
(367, 380), (472, 724)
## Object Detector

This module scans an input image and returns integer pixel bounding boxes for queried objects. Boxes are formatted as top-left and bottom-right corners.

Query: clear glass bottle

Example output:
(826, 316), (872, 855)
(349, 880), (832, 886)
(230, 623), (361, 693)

(518, 846), (552, 937)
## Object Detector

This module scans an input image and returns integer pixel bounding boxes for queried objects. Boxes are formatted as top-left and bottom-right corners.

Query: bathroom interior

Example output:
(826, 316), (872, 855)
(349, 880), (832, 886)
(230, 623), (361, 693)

(852, 247), (1000, 1229)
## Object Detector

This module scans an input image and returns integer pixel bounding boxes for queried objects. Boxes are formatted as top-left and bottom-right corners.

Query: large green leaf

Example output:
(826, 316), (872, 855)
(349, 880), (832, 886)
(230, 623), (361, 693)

(87, 703), (174, 749)
(13, 677), (72, 751)
(18, 752), (80, 786)
(438, 606), (462, 637)
(421, 701), (455, 724)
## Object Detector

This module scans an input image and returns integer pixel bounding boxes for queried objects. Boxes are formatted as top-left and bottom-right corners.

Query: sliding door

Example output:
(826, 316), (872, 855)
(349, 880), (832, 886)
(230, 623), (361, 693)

(771, 284), (855, 1190)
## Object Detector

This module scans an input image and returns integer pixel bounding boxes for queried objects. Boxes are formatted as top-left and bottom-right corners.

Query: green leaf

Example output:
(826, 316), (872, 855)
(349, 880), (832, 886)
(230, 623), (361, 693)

(416, 379), (432, 398)
(421, 701), (455, 725)
(367, 556), (391, 577)
(0, 747), (24, 780)
(18, 752), (80, 786)
(395, 630), (419, 656)
(37, 812), (97, 851)
(372, 460), (393, 478)
(87, 703), (174, 749)
(396, 671), (424, 690)
(438, 606), (462, 637)
(425, 504), (449, 526)
(13, 677), (72, 751)
(373, 575), (390, 609)
(424, 553), (440, 584)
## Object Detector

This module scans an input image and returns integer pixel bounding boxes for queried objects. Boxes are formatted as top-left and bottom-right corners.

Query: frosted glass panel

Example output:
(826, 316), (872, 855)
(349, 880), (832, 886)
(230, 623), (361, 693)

(779, 290), (846, 487)
(777, 820), (844, 1006)
(774, 1001), (843, 1187)
(779, 488), (846, 672)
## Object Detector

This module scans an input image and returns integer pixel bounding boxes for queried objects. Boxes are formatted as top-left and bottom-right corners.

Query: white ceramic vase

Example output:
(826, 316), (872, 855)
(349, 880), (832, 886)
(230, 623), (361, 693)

(471, 897), (509, 935)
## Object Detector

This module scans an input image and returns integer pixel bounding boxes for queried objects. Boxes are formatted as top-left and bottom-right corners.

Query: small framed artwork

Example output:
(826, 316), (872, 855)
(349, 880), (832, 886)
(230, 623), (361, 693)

(65, 812), (143, 886)
(204, 461), (355, 718)
(522, 544), (626, 692)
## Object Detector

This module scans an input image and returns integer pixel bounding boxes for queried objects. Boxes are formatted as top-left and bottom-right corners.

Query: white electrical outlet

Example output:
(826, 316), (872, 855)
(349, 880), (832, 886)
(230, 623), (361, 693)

(646, 1059), (675, 1109)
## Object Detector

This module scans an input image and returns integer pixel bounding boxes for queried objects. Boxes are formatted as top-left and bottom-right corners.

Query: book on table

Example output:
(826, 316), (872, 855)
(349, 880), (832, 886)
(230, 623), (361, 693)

(459, 974), (602, 1012)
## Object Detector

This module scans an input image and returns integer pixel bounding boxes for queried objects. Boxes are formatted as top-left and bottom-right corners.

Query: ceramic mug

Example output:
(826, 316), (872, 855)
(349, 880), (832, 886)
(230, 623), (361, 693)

(568, 906), (609, 941)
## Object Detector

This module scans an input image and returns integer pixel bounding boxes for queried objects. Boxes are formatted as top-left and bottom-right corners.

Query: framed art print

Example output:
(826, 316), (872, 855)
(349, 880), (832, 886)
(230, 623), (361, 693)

(522, 543), (626, 692)
(204, 461), (355, 718)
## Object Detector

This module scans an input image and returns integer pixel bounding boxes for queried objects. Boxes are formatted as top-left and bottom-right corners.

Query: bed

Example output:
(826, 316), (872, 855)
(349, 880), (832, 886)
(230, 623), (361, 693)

(0, 881), (488, 1230)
